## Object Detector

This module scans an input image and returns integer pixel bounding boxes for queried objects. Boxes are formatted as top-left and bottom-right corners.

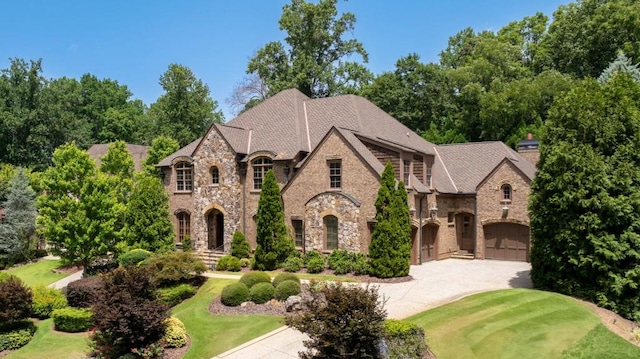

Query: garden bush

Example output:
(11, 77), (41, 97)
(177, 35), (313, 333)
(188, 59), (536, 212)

(52, 307), (94, 333)
(274, 280), (301, 301)
(157, 283), (197, 307)
(240, 258), (251, 268)
(65, 276), (104, 308)
(272, 273), (300, 288)
(239, 271), (272, 289)
(0, 321), (36, 351)
(143, 251), (207, 286)
(0, 274), (32, 327)
(84, 257), (119, 277)
(221, 282), (250, 306)
(31, 285), (67, 319)
(303, 250), (323, 265)
(305, 256), (325, 274)
(352, 253), (370, 275)
(327, 249), (351, 269)
(383, 319), (427, 359)
(230, 231), (251, 259)
(250, 282), (275, 304)
(163, 317), (187, 348)
(226, 256), (242, 272)
(216, 255), (232, 271)
(282, 255), (303, 272)
(118, 249), (152, 267)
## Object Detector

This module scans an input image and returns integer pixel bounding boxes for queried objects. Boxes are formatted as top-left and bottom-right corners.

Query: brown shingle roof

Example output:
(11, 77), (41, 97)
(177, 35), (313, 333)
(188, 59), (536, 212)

(87, 143), (149, 171)
(157, 137), (201, 167)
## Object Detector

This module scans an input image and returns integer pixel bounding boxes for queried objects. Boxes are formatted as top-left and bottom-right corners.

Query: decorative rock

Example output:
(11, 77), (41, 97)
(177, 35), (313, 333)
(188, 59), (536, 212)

(285, 295), (303, 312)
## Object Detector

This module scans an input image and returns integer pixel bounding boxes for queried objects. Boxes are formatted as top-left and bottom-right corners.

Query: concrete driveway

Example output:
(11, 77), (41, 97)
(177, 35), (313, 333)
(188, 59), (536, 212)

(214, 258), (532, 359)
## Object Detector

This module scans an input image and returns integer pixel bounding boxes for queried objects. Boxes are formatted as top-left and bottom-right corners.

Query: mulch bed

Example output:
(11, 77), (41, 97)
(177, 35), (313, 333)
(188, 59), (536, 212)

(162, 336), (190, 359)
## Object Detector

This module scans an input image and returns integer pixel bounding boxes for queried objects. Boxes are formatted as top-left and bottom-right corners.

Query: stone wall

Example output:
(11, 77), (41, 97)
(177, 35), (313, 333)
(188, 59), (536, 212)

(305, 192), (361, 252)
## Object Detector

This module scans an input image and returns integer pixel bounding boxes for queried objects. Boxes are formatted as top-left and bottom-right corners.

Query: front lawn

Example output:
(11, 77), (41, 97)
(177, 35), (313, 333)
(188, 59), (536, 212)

(407, 289), (640, 359)
(2, 259), (70, 287)
(171, 278), (284, 359)
(5, 319), (88, 359)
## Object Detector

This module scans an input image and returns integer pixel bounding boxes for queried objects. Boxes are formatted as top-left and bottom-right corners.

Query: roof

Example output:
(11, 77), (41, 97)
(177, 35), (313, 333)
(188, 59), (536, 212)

(434, 141), (537, 193)
(87, 143), (149, 171)
(157, 137), (202, 167)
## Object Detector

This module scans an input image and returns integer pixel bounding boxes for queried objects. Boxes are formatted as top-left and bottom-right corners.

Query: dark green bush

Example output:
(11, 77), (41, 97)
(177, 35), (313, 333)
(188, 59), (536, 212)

(216, 255), (232, 271)
(240, 258), (251, 268)
(274, 280), (301, 301)
(0, 321), (36, 351)
(31, 285), (67, 319)
(239, 271), (272, 289)
(303, 250), (322, 265)
(143, 251), (207, 286)
(0, 275), (32, 328)
(163, 317), (187, 348)
(52, 307), (94, 333)
(332, 259), (353, 275)
(272, 273), (300, 288)
(383, 319), (427, 359)
(34, 249), (48, 258)
(282, 256), (303, 272)
(227, 256), (242, 272)
(84, 257), (119, 277)
(221, 282), (250, 306)
(158, 284), (197, 307)
(353, 253), (370, 275)
(65, 276), (104, 308)
(230, 231), (251, 259)
(118, 249), (152, 267)
(327, 249), (352, 269)
(305, 256), (325, 274)
(250, 282), (275, 304)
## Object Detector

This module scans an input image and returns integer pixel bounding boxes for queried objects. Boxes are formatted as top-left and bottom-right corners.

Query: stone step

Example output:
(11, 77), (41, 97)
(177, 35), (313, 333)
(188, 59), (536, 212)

(451, 251), (475, 260)
(193, 250), (226, 269)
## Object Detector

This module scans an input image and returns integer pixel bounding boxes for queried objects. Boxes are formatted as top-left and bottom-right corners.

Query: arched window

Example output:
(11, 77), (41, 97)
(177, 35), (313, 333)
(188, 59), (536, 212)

(176, 211), (191, 243)
(175, 162), (193, 191)
(252, 157), (273, 190)
(501, 184), (512, 202)
(324, 215), (338, 250)
(211, 166), (219, 185)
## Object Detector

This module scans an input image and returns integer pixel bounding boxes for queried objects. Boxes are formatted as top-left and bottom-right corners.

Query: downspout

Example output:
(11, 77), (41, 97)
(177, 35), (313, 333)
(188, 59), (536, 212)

(473, 195), (478, 259)
(241, 163), (247, 235)
(419, 194), (425, 264)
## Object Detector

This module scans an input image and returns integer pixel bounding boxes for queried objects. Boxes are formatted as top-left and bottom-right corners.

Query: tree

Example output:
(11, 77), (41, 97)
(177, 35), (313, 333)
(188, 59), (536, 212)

(99, 140), (134, 179)
(285, 282), (386, 358)
(253, 170), (294, 270)
(598, 51), (640, 84)
(0, 169), (37, 264)
(226, 73), (269, 116)
(143, 136), (180, 176)
(149, 63), (223, 147)
(0, 274), (33, 329)
(247, 0), (372, 99)
(529, 73), (640, 321)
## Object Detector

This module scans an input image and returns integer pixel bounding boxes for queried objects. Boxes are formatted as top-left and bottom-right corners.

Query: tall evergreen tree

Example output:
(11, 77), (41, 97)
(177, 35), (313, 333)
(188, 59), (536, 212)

(253, 170), (294, 270)
(0, 168), (37, 264)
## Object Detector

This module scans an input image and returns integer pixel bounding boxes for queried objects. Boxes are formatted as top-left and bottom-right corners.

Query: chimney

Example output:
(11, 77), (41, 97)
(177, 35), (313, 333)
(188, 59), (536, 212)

(517, 133), (539, 167)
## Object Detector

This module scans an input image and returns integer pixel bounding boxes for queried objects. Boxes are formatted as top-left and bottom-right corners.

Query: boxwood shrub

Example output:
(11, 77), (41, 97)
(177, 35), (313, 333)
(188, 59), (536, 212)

(163, 317), (187, 348)
(249, 282), (275, 304)
(32, 285), (67, 319)
(157, 283), (197, 307)
(0, 321), (36, 351)
(305, 256), (325, 274)
(118, 249), (152, 267)
(274, 280), (301, 301)
(303, 250), (323, 265)
(52, 307), (94, 333)
(65, 276), (104, 308)
(221, 282), (250, 306)
(272, 273), (300, 288)
(352, 253), (370, 275)
(282, 256), (303, 272)
(216, 255), (232, 271)
(327, 249), (352, 269)
(239, 271), (272, 289)
(226, 256), (242, 272)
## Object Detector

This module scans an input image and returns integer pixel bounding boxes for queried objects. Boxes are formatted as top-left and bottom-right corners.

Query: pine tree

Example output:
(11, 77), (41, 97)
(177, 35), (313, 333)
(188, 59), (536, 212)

(254, 170), (294, 270)
(598, 51), (640, 84)
(0, 168), (37, 264)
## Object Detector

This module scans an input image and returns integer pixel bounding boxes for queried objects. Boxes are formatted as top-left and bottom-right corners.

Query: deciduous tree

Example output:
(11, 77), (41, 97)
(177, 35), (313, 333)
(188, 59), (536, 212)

(143, 136), (180, 176)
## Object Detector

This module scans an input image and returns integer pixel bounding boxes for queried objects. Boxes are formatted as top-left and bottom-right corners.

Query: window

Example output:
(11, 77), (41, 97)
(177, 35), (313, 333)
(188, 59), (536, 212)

(447, 212), (454, 225)
(292, 220), (304, 248)
(426, 164), (432, 188)
(329, 160), (341, 189)
(252, 157), (273, 190)
(502, 184), (512, 202)
(324, 216), (338, 250)
(177, 212), (191, 243)
(175, 162), (193, 191)
(211, 166), (219, 185)
(403, 159), (410, 184)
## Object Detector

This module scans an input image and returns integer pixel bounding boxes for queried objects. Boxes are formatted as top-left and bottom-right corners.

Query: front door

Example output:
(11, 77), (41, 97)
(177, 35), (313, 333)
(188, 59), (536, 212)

(207, 210), (225, 251)
(421, 225), (438, 261)
(456, 214), (474, 252)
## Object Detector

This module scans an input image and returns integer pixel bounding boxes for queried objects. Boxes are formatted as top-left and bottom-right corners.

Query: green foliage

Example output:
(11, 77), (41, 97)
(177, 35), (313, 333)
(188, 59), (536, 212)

(303, 249), (323, 265)
(31, 285), (67, 319)
(272, 273), (300, 288)
(0, 320), (36, 351)
(383, 319), (427, 359)
(353, 253), (370, 275)
(282, 255), (304, 272)
(99, 140), (135, 179)
(83, 257), (119, 277)
(529, 73), (640, 321)
(274, 280), (301, 301)
(230, 231), (251, 259)
(598, 51), (640, 84)
(226, 256), (242, 272)
(254, 170), (295, 270)
(285, 283), (386, 358)
(65, 276), (104, 308)
(163, 317), (187, 348)
(250, 282), (276, 304)
(216, 255), (233, 271)
(51, 307), (94, 333)
(0, 275), (32, 327)
(221, 282), (250, 307)
(306, 256), (326, 274)
(143, 251), (207, 286)
(157, 283), (197, 307)
(144, 136), (180, 176)
(239, 271), (272, 289)
(240, 258), (251, 268)
(118, 248), (153, 267)
(327, 249), (356, 274)
(0, 168), (38, 264)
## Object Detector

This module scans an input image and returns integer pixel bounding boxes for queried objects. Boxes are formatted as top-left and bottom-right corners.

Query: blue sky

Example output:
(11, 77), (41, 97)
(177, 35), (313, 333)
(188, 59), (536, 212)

(1, 0), (567, 119)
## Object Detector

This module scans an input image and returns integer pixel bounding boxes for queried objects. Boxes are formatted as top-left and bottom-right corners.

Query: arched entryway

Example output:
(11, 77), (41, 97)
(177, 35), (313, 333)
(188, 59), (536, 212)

(206, 209), (224, 251)
(421, 224), (438, 262)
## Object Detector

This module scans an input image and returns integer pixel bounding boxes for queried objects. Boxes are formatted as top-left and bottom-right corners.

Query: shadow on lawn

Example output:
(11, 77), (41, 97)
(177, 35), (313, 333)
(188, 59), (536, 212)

(508, 269), (533, 289)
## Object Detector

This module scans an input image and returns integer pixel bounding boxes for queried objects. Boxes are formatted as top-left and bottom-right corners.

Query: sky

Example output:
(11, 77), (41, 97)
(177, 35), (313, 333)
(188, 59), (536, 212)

(1, 0), (568, 120)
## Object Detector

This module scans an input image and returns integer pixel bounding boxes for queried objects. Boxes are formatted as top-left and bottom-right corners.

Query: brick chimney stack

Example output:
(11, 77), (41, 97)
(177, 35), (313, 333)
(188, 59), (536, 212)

(517, 133), (539, 166)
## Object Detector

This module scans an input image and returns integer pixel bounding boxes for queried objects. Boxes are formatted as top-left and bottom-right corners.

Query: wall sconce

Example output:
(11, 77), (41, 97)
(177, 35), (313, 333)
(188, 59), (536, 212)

(239, 163), (247, 176)
(502, 204), (509, 217)
(284, 164), (291, 177)
(430, 205), (438, 219)
(409, 207), (416, 217)
(159, 171), (166, 183)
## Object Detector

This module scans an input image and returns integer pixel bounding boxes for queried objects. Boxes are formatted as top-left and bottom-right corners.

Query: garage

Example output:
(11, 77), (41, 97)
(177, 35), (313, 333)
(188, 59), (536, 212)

(484, 223), (529, 261)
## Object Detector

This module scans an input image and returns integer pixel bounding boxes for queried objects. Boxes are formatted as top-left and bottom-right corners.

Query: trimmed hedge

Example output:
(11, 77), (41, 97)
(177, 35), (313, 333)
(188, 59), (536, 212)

(216, 255), (233, 271)
(52, 307), (94, 333)
(303, 250), (323, 265)
(272, 273), (300, 288)
(221, 283), (250, 307)
(239, 271), (272, 289)
(65, 276), (104, 308)
(282, 256), (303, 272)
(158, 284), (197, 307)
(164, 317), (187, 348)
(0, 321), (36, 351)
(250, 282), (275, 304)
(383, 319), (427, 359)
(118, 249), (152, 267)
(226, 256), (242, 272)
(274, 280), (301, 301)
(353, 253), (370, 275)
(305, 256), (325, 274)
(32, 285), (67, 319)
(230, 231), (251, 259)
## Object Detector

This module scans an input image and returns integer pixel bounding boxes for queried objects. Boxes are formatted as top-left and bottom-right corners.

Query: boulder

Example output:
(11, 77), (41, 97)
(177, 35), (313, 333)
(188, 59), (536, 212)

(285, 295), (302, 312)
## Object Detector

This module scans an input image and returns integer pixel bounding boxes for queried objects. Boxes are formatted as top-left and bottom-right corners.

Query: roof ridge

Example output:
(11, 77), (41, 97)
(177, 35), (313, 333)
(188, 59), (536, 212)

(434, 147), (458, 193)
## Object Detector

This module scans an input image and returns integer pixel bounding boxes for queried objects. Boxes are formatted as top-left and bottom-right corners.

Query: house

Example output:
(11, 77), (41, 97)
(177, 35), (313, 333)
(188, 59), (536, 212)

(87, 143), (150, 172)
(157, 89), (538, 263)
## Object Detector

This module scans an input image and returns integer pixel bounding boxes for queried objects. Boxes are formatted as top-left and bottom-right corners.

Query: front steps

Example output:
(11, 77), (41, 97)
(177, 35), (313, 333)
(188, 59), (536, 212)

(194, 249), (225, 269)
(451, 250), (475, 260)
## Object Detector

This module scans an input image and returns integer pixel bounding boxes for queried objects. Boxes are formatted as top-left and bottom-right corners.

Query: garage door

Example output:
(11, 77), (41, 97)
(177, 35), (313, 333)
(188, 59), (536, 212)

(484, 223), (529, 261)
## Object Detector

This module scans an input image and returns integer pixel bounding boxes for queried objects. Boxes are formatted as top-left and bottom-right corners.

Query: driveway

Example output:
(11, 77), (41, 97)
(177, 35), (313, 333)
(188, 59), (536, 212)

(213, 259), (531, 359)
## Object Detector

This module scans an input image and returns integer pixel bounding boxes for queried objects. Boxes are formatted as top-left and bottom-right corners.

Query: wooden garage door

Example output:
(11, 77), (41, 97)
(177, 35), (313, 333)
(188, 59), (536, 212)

(484, 223), (529, 261)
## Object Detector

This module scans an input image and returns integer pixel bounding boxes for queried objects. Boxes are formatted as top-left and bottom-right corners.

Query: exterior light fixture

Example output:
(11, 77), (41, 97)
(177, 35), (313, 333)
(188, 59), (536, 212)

(430, 204), (438, 219)
(502, 204), (509, 217)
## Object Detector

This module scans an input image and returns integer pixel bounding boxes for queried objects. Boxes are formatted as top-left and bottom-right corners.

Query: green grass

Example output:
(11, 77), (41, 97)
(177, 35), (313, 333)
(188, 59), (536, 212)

(407, 289), (640, 359)
(210, 270), (358, 282)
(5, 319), (88, 359)
(3, 259), (70, 287)
(172, 278), (284, 359)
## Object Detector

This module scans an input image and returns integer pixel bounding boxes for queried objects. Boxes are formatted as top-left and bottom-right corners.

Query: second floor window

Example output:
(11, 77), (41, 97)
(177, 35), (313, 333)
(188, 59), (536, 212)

(176, 162), (193, 191)
(253, 157), (273, 190)
(211, 166), (219, 185)
(403, 159), (410, 184)
(502, 184), (512, 202)
(426, 164), (432, 188)
(329, 160), (341, 189)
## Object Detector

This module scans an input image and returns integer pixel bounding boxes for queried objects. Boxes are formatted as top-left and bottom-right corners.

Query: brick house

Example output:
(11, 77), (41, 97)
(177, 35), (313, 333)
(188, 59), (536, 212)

(157, 89), (538, 263)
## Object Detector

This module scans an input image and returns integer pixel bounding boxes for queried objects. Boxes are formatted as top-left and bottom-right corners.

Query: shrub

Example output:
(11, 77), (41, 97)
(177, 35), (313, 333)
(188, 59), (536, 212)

(353, 253), (370, 275)
(274, 280), (301, 301)
(332, 259), (353, 275)
(158, 284), (197, 307)
(306, 256), (325, 274)
(383, 319), (427, 359)
(0, 321), (36, 351)
(240, 258), (251, 268)
(231, 231), (251, 259)
(216, 255), (232, 271)
(118, 249), (152, 267)
(163, 317), (187, 348)
(52, 307), (94, 333)
(143, 251), (207, 286)
(65, 276), (104, 308)
(32, 285), (67, 319)
(227, 256), (242, 272)
(182, 236), (192, 252)
(272, 273), (300, 288)
(250, 282), (275, 304)
(282, 256), (303, 272)
(327, 249), (352, 270)
(83, 257), (119, 277)
(239, 271), (272, 289)
(221, 282), (250, 306)
(303, 250), (322, 265)
(286, 283), (386, 358)
(0, 275), (32, 328)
